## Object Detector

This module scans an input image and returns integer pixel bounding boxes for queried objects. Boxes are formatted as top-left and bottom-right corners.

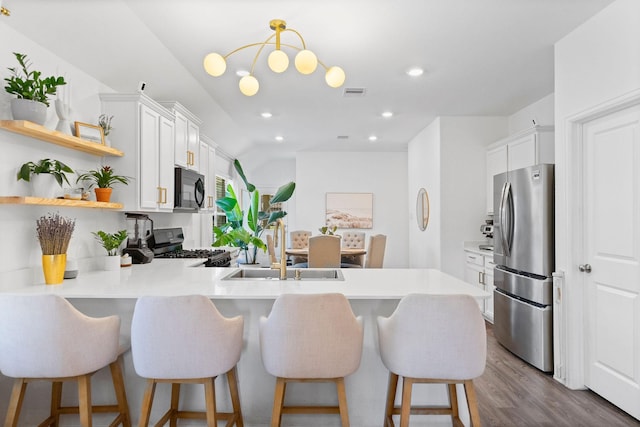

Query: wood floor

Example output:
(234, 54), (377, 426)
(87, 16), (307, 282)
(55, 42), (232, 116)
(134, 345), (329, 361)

(476, 323), (640, 427)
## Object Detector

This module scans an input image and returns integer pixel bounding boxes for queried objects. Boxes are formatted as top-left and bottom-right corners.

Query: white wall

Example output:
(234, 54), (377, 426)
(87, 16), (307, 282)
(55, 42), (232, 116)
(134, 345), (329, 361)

(509, 92), (555, 134)
(554, 0), (640, 388)
(295, 151), (409, 268)
(407, 116), (507, 277)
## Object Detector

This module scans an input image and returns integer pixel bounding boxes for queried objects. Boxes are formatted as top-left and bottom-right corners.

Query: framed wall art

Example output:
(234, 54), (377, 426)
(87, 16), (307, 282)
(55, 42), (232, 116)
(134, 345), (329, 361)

(74, 121), (104, 144)
(325, 192), (373, 229)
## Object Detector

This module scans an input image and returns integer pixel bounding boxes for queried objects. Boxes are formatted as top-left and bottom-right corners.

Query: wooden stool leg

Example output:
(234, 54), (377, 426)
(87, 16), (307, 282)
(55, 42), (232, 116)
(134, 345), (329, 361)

(270, 377), (286, 427)
(50, 381), (63, 427)
(464, 380), (482, 427)
(204, 377), (217, 427)
(336, 377), (350, 427)
(449, 383), (461, 426)
(399, 377), (413, 427)
(170, 383), (181, 427)
(5, 378), (27, 427)
(109, 357), (131, 427)
(77, 374), (93, 427)
(138, 379), (157, 427)
(384, 373), (399, 427)
(227, 366), (244, 427)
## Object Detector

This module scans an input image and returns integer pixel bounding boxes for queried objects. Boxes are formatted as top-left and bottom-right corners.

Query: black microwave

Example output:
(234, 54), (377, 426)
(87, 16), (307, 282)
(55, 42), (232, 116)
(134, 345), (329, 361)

(174, 167), (205, 211)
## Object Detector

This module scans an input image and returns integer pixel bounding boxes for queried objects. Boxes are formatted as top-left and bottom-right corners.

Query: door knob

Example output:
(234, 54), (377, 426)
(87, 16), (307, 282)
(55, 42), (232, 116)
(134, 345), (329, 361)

(579, 264), (592, 273)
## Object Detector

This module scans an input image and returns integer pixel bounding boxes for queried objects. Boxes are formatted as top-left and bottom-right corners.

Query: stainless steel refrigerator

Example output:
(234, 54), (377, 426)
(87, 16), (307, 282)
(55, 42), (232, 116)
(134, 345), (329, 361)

(493, 163), (554, 372)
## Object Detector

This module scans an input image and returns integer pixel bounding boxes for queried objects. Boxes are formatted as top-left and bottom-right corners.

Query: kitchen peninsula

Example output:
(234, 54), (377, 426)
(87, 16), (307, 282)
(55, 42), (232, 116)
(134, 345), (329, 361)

(0, 262), (488, 426)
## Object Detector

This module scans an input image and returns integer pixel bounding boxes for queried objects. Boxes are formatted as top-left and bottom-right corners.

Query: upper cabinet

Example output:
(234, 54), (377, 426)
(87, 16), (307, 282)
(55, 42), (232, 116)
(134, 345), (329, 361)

(486, 125), (554, 214)
(100, 93), (176, 213)
(158, 102), (202, 172)
(199, 134), (217, 212)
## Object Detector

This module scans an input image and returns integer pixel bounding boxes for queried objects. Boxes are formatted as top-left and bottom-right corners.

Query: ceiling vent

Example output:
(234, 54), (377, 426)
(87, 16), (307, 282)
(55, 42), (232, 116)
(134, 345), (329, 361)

(337, 135), (349, 140)
(343, 87), (366, 97)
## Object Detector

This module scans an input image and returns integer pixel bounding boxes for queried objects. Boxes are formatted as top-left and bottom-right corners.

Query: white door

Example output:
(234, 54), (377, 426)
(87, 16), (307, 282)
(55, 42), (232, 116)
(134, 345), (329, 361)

(583, 104), (640, 420)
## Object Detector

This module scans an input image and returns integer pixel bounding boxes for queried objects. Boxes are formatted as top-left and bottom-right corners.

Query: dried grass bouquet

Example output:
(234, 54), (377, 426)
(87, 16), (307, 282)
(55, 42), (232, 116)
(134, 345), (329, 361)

(36, 213), (75, 255)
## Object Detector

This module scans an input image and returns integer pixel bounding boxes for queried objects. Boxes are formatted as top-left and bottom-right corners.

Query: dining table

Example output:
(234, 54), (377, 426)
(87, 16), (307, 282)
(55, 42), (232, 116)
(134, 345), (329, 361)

(285, 247), (367, 257)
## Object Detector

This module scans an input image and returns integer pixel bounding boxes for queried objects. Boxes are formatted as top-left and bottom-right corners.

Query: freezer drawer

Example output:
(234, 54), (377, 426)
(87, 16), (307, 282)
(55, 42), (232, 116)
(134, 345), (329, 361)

(494, 266), (553, 306)
(494, 289), (553, 372)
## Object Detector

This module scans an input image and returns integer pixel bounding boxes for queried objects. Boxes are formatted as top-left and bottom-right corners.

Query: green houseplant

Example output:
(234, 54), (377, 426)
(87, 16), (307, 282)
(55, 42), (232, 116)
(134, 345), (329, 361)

(76, 165), (130, 203)
(212, 159), (295, 265)
(4, 52), (67, 125)
(93, 229), (128, 271)
(17, 158), (74, 198)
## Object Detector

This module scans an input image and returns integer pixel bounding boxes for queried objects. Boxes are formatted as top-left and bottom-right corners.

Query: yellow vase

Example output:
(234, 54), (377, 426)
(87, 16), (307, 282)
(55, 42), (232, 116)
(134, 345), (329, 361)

(42, 254), (66, 285)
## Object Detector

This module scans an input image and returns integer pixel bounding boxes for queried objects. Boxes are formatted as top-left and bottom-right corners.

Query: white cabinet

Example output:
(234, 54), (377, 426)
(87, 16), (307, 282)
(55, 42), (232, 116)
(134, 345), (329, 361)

(464, 249), (495, 323)
(100, 93), (176, 212)
(485, 125), (554, 214)
(198, 135), (218, 212)
(207, 144), (216, 210)
(159, 102), (202, 171)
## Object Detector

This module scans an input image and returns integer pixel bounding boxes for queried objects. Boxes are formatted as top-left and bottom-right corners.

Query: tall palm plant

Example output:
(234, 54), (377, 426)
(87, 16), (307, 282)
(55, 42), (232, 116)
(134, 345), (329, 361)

(213, 159), (295, 264)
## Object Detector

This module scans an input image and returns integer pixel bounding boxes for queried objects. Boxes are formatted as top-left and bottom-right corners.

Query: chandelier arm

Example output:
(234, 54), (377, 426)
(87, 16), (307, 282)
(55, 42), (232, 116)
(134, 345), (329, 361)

(282, 28), (307, 50)
(223, 41), (330, 72)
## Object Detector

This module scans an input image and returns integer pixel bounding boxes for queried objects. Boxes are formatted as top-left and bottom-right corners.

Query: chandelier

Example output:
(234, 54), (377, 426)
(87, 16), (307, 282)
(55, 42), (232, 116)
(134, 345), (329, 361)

(203, 19), (346, 97)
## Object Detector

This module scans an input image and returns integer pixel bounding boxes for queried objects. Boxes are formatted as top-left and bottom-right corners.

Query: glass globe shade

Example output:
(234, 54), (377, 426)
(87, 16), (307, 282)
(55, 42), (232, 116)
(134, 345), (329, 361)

(325, 66), (346, 88)
(239, 75), (259, 96)
(295, 50), (318, 75)
(203, 53), (227, 77)
(268, 50), (289, 73)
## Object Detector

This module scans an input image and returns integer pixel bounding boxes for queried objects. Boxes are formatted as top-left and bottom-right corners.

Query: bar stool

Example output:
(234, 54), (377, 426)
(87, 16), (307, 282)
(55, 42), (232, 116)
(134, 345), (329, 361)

(131, 295), (244, 426)
(377, 294), (487, 427)
(0, 294), (131, 427)
(259, 293), (364, 427)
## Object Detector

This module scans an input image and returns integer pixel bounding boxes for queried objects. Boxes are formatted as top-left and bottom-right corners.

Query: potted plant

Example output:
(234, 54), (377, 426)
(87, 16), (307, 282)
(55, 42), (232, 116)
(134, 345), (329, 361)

(319, 225), (338, 235)
(98, 114), (114, 146)
(213, 159), (295, 265)
(4, 52), (67, 125)
(36, 213), (75, 284)
(17, 158), (74, 198)
(92, 229), (128, 270)
(76, 165), (130, 203)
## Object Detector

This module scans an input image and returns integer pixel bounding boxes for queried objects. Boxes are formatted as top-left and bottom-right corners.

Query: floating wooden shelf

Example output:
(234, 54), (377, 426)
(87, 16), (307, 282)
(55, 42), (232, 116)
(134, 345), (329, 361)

(0, 196), (123, 210)
(0, 120), (124, 157)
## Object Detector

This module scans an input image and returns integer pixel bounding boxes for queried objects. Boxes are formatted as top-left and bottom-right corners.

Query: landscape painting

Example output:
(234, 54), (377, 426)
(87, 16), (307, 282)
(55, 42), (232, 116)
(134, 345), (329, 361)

(326, 193), (373, 229)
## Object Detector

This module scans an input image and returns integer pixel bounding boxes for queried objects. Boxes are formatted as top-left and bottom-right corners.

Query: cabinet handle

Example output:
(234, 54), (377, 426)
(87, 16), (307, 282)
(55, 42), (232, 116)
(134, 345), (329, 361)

(187, 151), (192, 165)
(208, 195), (214, 208)
(162, 187), (167, 204)
(157, 187), (162, 204)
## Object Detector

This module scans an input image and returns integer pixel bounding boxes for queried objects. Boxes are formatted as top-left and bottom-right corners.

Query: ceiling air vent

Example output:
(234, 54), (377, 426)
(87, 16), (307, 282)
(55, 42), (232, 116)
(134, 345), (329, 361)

(337, 135), (349, 140)
(343, 87), (366, 97)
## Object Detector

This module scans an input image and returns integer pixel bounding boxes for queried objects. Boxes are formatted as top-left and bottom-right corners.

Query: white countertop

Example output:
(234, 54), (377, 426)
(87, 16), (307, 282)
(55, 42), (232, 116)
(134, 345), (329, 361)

(0, 260), (489, 300)
(463, 240), (494, 256)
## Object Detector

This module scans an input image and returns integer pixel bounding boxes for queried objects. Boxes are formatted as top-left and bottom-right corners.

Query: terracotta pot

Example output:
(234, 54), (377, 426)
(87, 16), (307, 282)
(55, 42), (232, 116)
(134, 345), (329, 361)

(94, 187), (112, 202)
(42, 254), (66, 285)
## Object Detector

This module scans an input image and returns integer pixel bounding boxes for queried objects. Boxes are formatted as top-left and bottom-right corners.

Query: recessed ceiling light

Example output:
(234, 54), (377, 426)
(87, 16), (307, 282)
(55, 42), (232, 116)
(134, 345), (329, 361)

(261, 112), (273, 118)
(275, 135), (284, 142)
(236, 69), (250, 77)
(406, 67), (424, 77)
(368, 135), (378, 142)
(381, 111), (393, 118)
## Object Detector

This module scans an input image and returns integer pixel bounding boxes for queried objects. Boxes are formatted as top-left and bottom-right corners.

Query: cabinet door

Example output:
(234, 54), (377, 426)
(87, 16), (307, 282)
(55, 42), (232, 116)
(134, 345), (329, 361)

(173, 112), (188, 168)
(486, 145), (508, 215)
(508, 133), (537, 171)
(187, 121), (200, 171)
(139, 104), (160, 210)
(208, 146), (216, 210)
(464, 260), (485, 313)
(158, 116), (175, 212)
(198, 141), (210, 211)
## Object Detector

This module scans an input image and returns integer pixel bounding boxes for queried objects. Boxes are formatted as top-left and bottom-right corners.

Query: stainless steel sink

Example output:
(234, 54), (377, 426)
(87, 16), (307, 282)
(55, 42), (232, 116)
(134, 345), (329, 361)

(222, 268), (344, 281)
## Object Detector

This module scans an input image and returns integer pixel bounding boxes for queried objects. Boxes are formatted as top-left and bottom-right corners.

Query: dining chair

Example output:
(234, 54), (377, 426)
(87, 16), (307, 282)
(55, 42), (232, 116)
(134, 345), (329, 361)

(289, 230), (311, 265)
(341, 231), (366, 267)
(365, 234), (387, 268)
(377, 294), (486, 427)
(259, 293), (364, 426)
(308, 234), (341, 268)
(0, 294), (131, 427)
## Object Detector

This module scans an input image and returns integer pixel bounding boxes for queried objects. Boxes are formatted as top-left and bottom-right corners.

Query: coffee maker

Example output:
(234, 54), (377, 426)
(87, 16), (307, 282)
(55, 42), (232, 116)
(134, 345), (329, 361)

(122, 213), (154, 264)
(479, 219), (494, 251)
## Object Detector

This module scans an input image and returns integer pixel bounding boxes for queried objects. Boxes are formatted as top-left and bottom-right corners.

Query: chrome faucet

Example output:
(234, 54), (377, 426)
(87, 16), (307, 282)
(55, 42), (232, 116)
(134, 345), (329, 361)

(271, 218), (287, 280)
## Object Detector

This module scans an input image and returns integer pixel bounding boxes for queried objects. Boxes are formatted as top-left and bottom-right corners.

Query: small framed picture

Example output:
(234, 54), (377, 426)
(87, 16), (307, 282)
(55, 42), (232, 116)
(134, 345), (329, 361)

(74, 121), (104, 144)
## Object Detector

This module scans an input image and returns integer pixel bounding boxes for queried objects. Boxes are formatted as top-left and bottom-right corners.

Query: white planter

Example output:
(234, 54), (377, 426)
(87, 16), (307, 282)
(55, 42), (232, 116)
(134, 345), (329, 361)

(10, 98), (48, 125)
(30, 174), (60, 199)
(103, 255), (121, 271)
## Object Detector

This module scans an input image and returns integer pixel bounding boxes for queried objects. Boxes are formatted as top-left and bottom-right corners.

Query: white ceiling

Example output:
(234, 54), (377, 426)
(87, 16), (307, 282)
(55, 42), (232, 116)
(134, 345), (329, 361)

(3, 0), (614, 165)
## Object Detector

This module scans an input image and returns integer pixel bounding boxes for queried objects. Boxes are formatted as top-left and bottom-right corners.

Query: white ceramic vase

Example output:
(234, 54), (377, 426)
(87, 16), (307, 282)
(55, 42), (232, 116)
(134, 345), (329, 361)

(54, 99), (73, 135)
(103, 255), (121, 271)
(10, 98), (47, 125)
(30, 174), (59, 199)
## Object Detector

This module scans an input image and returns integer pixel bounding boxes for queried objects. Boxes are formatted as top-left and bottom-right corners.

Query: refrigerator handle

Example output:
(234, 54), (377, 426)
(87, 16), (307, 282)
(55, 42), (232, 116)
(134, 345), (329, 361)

(499, 181), (512, 257)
